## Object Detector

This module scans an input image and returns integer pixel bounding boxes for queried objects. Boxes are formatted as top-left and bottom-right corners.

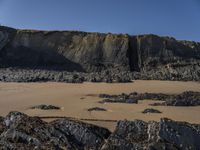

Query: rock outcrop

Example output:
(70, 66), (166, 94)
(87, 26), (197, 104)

(99, 91), (200, 106)
(0, 111), (111, 149)
(102, 118), (200, 150)
(1, 112), (200, 149)
(0, 25), (200, 81)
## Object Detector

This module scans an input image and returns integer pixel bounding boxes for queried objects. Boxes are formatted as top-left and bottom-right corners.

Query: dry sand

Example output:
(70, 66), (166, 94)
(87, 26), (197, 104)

(0, 80), (200, 131)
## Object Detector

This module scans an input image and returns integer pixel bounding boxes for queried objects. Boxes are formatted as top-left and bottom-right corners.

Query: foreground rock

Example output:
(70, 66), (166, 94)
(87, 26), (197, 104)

(99, 91), (200, 106)
(0, 111), (200, 149)
(30, 104), (60, 110)
(142, 108), (162, 114)
(102, 118), (200, 150)
(0, 111), (110, 149)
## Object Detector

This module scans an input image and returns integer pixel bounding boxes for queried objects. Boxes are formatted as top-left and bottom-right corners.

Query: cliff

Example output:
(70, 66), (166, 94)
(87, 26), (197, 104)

(0, 26), (200, 80)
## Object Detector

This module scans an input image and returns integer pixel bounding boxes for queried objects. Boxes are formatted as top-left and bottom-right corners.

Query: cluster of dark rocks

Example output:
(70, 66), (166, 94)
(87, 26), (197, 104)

(99, 91), (200, 106)
(30, 104), (60, 110)
(0, 111), (200, 149)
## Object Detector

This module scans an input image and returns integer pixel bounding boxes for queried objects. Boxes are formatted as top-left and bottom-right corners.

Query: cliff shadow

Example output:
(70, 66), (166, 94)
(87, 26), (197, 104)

(0, 46), (85, 72)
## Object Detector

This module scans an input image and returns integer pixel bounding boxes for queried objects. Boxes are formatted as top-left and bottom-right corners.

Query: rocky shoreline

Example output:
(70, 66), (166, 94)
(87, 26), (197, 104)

(0, 111), (199, 149)
(0, 68), (200, 83)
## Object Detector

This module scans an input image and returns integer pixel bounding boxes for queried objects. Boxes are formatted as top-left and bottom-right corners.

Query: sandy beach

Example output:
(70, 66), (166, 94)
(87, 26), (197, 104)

(0, 80), (200, 131)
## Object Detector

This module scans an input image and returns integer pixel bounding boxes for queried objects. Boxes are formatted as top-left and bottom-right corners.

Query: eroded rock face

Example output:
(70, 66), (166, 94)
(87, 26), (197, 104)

(0, 26), (200, 81)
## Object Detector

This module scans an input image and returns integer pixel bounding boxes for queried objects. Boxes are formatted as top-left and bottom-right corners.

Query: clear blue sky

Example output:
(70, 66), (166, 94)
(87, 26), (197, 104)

(0, 0), (200, 41)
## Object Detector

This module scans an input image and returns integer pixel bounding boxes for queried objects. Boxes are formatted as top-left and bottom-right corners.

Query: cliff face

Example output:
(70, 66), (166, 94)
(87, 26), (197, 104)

(0, 26), (200, 74)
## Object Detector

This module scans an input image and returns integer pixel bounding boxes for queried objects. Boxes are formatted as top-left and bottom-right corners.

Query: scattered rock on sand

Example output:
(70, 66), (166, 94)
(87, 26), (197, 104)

(87, 107), (107, 112)
(142, 108), (162, 114)
(30, 104), (60, 110)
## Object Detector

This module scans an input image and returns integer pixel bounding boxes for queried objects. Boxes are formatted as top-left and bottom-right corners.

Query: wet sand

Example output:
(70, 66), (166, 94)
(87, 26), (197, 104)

(0, 80), (200, 131)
